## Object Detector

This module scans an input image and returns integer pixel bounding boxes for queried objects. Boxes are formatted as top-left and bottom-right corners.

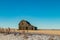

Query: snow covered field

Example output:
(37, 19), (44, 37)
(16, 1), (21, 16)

(0, 33), (60, 40)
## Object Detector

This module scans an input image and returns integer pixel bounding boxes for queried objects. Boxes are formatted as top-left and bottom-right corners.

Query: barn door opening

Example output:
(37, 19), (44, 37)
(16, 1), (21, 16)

(26, 27), (28, 30)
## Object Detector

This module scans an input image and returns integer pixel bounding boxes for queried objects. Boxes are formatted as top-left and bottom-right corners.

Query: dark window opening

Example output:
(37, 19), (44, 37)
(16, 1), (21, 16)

(21, 22), (24, 25)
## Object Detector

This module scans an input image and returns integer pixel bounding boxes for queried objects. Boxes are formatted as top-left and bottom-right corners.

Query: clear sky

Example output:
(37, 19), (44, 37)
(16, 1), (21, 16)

(0, 0), (60, 29)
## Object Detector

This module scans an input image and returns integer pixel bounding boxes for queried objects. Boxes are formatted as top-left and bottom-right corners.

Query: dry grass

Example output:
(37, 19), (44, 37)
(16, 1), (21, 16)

(0, 28), (60, 35)
(10, 30), (60, 35)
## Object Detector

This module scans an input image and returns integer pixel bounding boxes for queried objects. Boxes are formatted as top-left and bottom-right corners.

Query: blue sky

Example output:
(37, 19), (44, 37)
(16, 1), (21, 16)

(0, 0), (60, 29)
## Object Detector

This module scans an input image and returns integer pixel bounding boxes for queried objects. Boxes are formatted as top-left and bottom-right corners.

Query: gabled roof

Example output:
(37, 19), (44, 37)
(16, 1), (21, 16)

(19, 20), (31, 25)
